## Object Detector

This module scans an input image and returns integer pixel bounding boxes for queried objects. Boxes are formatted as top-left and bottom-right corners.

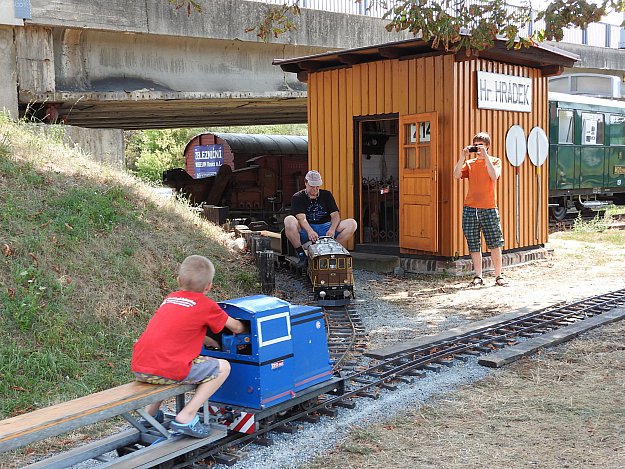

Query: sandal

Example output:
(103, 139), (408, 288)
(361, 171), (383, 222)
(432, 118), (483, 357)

(468, 276), (484, 286)
(138, 409), (164, 428)
(170, 415), (211, 438)
(495, 275), (508, 287)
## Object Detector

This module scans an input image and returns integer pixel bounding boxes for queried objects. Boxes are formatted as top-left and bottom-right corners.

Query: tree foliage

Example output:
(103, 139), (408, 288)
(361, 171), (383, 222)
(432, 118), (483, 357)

(126, 129), (199, 183)
(166, 0), (201, 16)
(239, 0), (625, 52)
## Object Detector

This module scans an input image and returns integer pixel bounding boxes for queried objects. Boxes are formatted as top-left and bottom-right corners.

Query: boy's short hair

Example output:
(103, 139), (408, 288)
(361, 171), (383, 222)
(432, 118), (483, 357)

(472, 131), (491, 148)
(178, 255), (215, 292)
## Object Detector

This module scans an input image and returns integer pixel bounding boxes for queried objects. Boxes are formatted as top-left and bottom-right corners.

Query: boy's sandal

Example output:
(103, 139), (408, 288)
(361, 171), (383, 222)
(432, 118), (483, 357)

(495, 275), (508, 286)
(469, 276), (484, 286)
(170, 415), (211, 438)
(138, 409), (164, 428)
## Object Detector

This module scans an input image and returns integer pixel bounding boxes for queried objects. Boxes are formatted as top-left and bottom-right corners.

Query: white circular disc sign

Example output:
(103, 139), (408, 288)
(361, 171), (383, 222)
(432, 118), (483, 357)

(505, 125), (527, 167)
(527, 126), (549, 167)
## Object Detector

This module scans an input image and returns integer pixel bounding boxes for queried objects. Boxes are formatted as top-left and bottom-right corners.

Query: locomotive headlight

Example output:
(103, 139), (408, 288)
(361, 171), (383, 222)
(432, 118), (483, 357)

(344, 279), (349, 284)
(344, 290), (351, 298)
(319, 291), (326, 298)
(320, 280), (325, 285)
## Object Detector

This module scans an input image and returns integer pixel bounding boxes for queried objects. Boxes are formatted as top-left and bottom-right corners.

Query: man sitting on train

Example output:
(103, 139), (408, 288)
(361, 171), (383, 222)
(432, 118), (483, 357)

(284, 170), (358, 268)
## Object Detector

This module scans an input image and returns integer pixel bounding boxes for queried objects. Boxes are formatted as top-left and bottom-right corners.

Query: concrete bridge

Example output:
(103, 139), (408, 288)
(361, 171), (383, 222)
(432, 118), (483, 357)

(0, 0), (413, 131)
(0, 0), (623, 162)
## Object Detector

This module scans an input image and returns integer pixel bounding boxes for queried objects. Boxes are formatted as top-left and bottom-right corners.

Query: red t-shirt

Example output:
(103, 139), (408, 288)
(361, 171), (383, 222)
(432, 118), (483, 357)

(131, 291), (229, 381)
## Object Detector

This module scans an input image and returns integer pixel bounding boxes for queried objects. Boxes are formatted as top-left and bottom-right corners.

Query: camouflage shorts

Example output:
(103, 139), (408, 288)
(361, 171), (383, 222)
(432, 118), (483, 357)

(134, 355), (220, 385)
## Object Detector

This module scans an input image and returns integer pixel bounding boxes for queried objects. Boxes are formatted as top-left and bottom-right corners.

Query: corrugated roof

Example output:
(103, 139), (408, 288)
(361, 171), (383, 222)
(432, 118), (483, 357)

(273, 36), (580, 78)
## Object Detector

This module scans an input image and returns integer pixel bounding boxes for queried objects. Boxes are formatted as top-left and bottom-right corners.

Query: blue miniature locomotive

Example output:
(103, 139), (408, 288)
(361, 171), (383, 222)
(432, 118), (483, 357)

(200, 295), (338, 427)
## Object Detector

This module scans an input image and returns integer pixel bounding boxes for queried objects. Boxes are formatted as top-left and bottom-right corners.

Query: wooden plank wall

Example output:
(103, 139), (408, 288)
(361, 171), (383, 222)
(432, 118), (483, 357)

(307, 54), (549, 256)
(451, 59), (549, 257)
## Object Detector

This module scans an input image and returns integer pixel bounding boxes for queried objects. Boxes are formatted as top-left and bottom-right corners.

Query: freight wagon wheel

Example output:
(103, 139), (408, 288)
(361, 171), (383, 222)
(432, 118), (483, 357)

(550, 205), (568, 221)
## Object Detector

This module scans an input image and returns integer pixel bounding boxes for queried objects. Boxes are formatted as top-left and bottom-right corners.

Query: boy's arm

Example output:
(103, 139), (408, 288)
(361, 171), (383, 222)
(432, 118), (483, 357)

(225, 316), (247, 334)
(204, 336), (220, 349)
(453, 148), (469, 179)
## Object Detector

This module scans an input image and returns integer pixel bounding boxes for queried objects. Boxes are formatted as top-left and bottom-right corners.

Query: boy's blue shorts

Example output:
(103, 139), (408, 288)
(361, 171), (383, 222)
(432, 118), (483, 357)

(299, 222), (338, 243)
(462, 206), (504, 252)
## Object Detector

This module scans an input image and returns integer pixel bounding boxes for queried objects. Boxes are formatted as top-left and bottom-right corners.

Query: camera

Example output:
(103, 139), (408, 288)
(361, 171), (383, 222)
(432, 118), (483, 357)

(468, 146), (479, 152)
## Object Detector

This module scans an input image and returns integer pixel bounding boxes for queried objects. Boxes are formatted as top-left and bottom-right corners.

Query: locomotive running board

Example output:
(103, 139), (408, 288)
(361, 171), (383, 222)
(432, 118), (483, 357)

(207, 377), (344, 433)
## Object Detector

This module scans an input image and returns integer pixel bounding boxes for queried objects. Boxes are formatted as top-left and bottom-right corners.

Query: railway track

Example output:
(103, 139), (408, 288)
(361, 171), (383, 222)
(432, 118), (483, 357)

(549, 211), (625, 233)
(164, 288), (625, 468)
(56, 283), (625, 467)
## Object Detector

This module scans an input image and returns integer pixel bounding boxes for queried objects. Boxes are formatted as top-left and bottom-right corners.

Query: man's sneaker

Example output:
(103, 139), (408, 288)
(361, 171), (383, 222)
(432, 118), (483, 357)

(138, 409), (165, 427)
(170, 415), (211, 438)
(295, 256), (308, 269)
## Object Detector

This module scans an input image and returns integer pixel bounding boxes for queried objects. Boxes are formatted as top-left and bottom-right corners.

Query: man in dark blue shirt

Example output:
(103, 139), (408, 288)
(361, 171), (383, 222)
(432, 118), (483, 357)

(284, 170), (357, 268)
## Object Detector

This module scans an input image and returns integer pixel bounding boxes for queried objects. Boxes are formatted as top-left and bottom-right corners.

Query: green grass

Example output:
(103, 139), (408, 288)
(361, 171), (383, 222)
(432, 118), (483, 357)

(0, 115), (259, 417)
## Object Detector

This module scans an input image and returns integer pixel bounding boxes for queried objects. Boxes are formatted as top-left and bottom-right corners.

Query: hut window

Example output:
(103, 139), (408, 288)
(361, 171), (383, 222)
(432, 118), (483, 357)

(418, 147), (431, 169)
(405, 147), (417, 169)
(558, 110), (574, 144)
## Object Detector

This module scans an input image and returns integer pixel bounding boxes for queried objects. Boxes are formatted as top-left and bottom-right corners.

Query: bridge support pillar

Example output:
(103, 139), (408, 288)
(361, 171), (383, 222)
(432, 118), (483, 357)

(0, 26), (18, 118)
(62, 126), (126, 167)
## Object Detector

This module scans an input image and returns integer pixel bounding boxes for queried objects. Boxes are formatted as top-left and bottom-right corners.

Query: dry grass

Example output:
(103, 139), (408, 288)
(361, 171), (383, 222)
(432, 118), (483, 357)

(307, 321), (625, 469)
(306, 227), (625, 469)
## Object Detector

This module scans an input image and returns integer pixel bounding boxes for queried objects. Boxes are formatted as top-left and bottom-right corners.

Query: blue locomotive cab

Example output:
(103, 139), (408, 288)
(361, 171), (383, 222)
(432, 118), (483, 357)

(201, 295), (332, 410)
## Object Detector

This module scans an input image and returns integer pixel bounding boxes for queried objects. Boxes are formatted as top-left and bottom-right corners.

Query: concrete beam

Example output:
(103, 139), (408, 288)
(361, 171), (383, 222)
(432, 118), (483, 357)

(50, 30), (313, 94)
(546, 41), (625, 74)
(29, 0), (406, 50)
(19, 90), (307, 129)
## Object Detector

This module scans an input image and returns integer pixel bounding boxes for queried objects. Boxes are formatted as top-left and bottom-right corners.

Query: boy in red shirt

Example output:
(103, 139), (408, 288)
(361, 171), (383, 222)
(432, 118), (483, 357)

(131, 255), (246, 438)
(453, 132), (506, 286)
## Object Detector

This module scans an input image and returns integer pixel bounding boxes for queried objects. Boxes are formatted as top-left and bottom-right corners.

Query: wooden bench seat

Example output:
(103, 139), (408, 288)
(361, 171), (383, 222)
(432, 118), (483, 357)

(0, 381), (195, 453)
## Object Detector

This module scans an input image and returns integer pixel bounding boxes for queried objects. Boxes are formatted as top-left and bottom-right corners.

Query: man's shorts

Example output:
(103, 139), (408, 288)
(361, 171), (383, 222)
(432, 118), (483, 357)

(299, 222), (338, 243)
(134, 355), (220, 385)
(462, 206), (504, 252)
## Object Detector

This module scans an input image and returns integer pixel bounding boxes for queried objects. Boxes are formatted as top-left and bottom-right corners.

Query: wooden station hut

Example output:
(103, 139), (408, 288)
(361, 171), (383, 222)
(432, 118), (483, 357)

(274, 37), (578, 272)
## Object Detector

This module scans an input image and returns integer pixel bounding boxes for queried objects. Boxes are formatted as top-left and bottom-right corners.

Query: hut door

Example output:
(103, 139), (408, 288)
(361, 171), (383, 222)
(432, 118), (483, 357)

(398, 113), (438, 252)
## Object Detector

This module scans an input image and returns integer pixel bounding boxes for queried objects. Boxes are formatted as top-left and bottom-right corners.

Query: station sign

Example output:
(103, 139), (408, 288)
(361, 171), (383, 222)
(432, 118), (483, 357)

(477, 71), (532, 112)
(193, 144), (224, 179)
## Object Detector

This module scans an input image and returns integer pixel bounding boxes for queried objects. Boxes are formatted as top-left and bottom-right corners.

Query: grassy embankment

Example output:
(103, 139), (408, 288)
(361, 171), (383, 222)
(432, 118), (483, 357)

(0, 115), (257, 419)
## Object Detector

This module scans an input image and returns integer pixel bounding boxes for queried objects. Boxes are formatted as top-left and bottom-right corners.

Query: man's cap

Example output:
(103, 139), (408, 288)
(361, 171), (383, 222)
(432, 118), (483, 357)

(305, 170), (323, 186)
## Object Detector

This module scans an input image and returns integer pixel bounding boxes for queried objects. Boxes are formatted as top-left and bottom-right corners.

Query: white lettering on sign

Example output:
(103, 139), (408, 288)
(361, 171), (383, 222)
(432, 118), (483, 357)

(477, 71), (532, 112)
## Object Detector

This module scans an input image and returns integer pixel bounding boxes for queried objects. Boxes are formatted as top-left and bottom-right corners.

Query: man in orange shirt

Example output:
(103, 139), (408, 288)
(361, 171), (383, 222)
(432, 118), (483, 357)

(453, 132), (506, 286)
